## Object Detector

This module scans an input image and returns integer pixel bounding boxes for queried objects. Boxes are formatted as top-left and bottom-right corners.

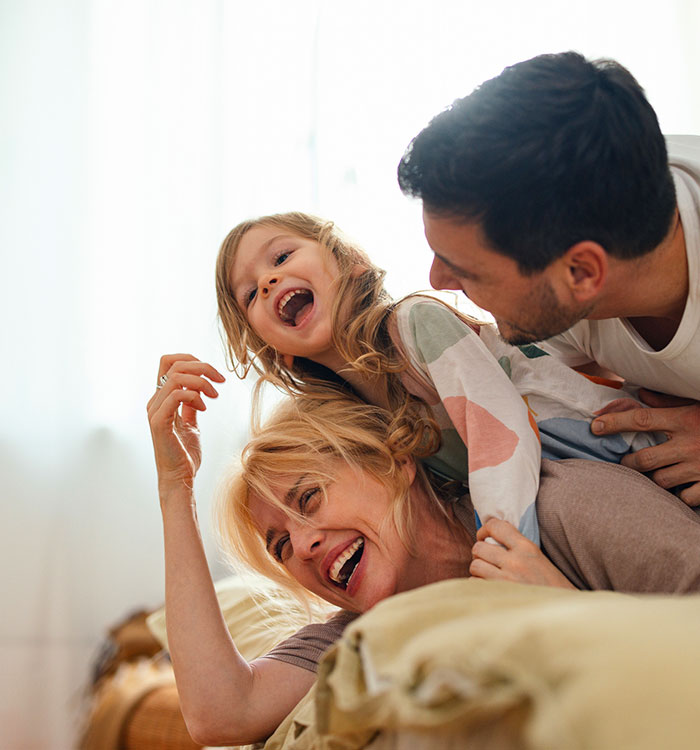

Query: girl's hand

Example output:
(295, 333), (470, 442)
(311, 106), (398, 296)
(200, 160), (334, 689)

(470, 518), (575, 589)
(147, 354), (226, 491)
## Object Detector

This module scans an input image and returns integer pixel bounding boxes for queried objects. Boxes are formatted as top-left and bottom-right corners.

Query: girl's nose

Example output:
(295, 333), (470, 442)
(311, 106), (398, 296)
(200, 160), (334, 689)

(260, 275), (279, 299)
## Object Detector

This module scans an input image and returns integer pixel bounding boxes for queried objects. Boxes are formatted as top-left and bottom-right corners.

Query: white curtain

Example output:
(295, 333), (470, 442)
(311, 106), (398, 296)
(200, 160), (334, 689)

(2, 1), (699, 747)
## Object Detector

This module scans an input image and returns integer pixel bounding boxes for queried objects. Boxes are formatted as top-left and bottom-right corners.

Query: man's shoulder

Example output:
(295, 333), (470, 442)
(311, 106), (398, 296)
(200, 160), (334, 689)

(666, 135), (700, 172)
(666, 134), (700, 151)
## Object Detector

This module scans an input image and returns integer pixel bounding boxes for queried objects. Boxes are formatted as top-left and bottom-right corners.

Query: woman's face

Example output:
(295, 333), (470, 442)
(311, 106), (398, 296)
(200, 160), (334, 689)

(230, 224), (342, 368)
(248, 460), (421, 612)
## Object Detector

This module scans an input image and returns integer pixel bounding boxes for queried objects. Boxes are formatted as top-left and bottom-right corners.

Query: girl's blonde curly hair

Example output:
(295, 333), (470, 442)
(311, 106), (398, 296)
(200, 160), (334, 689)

(215, 211), (440, 457)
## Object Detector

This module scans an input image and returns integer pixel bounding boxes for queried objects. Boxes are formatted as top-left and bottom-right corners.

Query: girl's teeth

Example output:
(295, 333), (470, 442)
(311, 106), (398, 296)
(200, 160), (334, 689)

(278, 290), (302, 319)
(279, 291), (295, 311)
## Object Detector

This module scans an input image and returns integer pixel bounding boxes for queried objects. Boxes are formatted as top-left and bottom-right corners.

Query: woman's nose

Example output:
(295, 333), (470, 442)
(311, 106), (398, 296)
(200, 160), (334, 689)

(290, 524), (324, 561)
(260, 275), (279, 299)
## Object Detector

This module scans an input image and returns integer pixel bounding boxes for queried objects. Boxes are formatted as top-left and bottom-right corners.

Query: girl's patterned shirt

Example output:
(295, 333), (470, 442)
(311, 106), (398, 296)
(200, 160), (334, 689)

(392, 297), (661, 544)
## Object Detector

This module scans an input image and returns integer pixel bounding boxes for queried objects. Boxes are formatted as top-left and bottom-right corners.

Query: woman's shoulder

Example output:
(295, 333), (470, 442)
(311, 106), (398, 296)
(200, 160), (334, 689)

(260, 609), (359, 673)
(537, 457), (700, 552)
(538, 458), (700, 594)
(538, 459), (649, 524)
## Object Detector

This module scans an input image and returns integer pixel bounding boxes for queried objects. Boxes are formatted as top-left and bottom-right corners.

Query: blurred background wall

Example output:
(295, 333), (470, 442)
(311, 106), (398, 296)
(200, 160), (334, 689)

(2, 1), (699, 746)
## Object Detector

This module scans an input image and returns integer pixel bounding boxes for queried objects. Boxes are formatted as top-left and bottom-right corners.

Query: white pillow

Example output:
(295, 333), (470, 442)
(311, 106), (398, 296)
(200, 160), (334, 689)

(146, 573), (315, 662)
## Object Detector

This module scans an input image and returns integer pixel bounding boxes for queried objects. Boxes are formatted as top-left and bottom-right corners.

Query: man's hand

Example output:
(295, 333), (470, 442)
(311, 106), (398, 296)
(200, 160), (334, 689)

(591, 389), (700, 505)
(470, 519), (575, 589)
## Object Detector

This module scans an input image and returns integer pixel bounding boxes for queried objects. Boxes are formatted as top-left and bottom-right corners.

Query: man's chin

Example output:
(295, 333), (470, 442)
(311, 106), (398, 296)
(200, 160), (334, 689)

(495, 321), (544, 346)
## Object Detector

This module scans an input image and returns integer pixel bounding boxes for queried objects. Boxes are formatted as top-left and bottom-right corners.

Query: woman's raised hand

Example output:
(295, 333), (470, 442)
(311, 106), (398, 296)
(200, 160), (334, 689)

(147, 354), (226, 492)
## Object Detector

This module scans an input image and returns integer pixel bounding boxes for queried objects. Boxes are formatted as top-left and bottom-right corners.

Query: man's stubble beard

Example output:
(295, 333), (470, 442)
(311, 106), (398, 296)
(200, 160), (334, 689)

(496, 277), (592, 346)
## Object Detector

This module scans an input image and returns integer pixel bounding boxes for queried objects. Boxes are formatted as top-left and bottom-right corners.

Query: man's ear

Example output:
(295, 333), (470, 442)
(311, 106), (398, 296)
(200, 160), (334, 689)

(560, 242), (608, 303)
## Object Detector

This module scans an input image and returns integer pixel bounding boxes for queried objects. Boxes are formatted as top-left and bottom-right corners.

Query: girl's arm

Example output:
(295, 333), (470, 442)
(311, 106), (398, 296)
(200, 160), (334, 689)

(148, 355), (315, 746)
(393, 300), (542, 543)
(469, 518), (575, 589)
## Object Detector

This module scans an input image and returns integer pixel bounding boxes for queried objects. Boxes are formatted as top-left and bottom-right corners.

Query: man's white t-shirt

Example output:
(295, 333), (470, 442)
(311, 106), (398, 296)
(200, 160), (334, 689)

(541, 135), (700, 400)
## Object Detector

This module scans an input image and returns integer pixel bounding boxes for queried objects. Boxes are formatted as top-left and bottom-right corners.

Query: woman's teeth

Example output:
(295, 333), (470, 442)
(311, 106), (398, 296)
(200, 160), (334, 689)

(329, 537), (364, 588)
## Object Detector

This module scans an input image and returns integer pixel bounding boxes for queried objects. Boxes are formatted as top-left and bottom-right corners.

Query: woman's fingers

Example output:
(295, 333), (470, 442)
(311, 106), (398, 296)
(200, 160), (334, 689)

(147, 354), (225, 489)
(160, 372), (221, 399)
(150, 388), (208, 430)
(157, 353), (199, 380)
(148, 356), (226, 413)
(157, 354), (226, 385)
(148, 379), (210, 415)
(179, 403), (199, 429)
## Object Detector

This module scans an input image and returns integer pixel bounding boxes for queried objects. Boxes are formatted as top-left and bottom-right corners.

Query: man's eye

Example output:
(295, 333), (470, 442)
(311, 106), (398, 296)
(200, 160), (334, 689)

(274, 251), (290, 266)
(299, 488), (320, 515)
(273, 535), (290, 562)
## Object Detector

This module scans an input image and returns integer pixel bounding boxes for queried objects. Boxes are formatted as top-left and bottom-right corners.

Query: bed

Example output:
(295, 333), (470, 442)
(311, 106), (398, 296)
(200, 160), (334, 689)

(80, 575), (700, 750)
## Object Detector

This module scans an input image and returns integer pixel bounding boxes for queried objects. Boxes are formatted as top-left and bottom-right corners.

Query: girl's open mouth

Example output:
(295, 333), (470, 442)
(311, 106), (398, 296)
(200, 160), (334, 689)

(278, 289), (314, 326)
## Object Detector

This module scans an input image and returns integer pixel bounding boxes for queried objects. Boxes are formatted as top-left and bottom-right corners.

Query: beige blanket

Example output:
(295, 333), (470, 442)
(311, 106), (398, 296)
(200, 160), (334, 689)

(267, 578), (700, 750)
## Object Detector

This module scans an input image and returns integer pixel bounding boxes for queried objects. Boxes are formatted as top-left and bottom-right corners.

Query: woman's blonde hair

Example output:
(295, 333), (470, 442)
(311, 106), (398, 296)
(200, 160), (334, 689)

(216, 391), (450, 609)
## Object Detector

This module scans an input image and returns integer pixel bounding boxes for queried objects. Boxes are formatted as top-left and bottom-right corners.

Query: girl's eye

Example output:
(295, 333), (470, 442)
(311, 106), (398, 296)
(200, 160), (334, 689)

(274, 251), (291, 266)
(245, 288), (257, 306)
(299, 488), (320, 515)
(273, 535), (290, 562)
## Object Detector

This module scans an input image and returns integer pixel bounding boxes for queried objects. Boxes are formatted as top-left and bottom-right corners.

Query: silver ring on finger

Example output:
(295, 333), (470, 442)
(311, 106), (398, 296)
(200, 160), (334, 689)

(156, 373), (169, 390)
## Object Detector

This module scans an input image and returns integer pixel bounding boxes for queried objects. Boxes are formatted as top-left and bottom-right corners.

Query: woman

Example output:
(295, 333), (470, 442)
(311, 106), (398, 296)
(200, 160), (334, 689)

(148, 355), (700, 746)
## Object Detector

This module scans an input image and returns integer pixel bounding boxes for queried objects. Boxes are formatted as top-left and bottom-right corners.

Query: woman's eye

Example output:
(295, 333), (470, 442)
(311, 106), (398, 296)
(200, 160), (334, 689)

(273, 535), (290, 562)
(274, 251), (290, 266)
(299, 488), (320, 515)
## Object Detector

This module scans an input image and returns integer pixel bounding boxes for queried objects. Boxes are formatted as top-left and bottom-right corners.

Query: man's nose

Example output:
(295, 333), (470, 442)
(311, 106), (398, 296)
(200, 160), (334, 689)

(260, 274), (279, 299)
(429, 256), (460, 291)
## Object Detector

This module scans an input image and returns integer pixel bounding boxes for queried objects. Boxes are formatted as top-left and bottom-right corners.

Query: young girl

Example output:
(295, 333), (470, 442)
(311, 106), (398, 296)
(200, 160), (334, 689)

(215, 212), (662, 546)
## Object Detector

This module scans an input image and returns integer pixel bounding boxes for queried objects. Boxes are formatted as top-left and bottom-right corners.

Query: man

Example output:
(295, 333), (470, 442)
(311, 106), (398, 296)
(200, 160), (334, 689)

(398, 51), (700, 503)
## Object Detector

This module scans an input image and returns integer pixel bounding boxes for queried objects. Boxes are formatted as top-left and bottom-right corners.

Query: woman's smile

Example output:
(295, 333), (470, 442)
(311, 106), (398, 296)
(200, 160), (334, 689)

(326, 536), (365, 589)
(247, 462), (419, 612)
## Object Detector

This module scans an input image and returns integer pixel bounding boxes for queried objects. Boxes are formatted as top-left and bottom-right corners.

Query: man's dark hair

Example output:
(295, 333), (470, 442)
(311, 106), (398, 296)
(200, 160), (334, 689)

(398, 51), (677, 272)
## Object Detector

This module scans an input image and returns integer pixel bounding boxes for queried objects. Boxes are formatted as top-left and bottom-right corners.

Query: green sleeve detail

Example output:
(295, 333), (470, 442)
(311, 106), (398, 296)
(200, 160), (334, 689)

(422, 428), (469, 482)
(407, 302), (472, 365)
(518, 343), (549, 359)
(498, 356), (512, 379)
